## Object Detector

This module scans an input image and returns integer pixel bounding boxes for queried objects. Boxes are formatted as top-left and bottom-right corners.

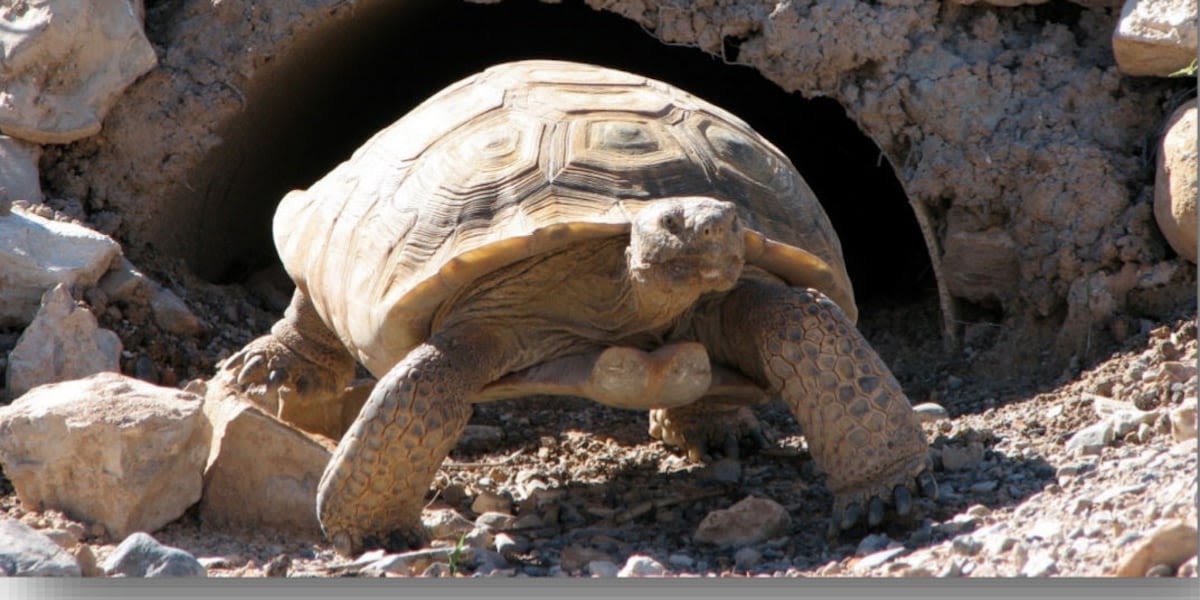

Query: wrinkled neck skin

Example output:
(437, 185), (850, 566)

(625, 247), (721, 327)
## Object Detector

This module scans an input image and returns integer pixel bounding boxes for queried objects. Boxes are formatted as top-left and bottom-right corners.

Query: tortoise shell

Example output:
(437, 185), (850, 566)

(274, 60), (854, 375)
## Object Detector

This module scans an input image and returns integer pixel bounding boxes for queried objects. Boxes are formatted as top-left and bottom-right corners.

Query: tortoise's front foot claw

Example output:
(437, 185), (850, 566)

(827, 459), (938, 538)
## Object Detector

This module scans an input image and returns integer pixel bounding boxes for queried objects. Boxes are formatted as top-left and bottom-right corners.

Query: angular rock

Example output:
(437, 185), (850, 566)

(0, 0), (158, 143)
(1113, 0), (1199, 77)
(0, 207), (122, 327)
(941, 442), (985, 472)
(199, 390), (333, 539)
(98, 257), (203, 336)
(5, 283), (122, 398)
(0, 373), (206, 540)
(0, 135), (42, 209)
(471, 490), (513, 515)
(1154, 100), (1197, 263)
(0, 519), (82, 577)
(423, 508), (475, 541)
(1065, 421), (1115, 456)
(103, 532), (206, 578)
(1170, 397), (1197, 442)
(941, 228), (1019, 304)
(693, 496), (792, 547)
(617, 554), (667, 577)
(1114, 520), (1199, 576)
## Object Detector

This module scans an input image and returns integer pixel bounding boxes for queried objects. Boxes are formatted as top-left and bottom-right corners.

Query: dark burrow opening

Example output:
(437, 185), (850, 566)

(181, 0), (935, 314)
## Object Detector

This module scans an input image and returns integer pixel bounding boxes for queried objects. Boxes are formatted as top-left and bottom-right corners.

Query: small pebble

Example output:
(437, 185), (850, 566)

(617, 554), (667, 577)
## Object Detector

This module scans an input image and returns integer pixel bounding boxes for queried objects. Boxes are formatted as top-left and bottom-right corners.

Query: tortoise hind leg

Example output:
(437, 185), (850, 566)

(209, 289), (357, 438)
(689, 279), (937, 533)
(317, 326), (512, 556)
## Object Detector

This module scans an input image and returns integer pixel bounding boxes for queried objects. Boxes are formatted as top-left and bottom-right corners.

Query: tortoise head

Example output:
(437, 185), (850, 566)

(627, 197), (746, 298)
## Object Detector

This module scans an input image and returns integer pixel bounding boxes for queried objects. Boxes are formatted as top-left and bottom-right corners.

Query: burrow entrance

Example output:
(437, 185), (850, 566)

(179, 0), (934, 311)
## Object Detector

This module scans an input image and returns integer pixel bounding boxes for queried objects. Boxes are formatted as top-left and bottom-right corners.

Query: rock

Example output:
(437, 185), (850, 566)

(733, 547), (762, 570)
(693, 496), (791, 547)
(98, 257), (204, 335)
(617, 554), (667, 577)
(0, 0), (157, 143)
(913, 402), (949, 422)
(0, 519), (82, 577)
(5, 283), (122, 398)
(71, 544), (101, 577)
(102, 532), (206, 577)
(0, 136), (42, 209)
(361, 547), (469, 577)
(1065, 420), (1115, 456)
(0, 208), (121, 327)
(423, 509), (475, 541)
(0, 373), (207, 540)
(587, 560), (620, 577)
(1019, 553), (1057, 577)
(941, 442), (985, 471)
(199, 392), (333, 539)
(1154, 100), (1198, 263)
(1113, 0), (1199, 77)
(560, 544), (614, 572)
(474, 511), (516, 531)
(856, 546), (906, 571)
(493, 533), (527, 558)
(856, 533), (892, 555)
(940, 228), (1019, 305)
(471, 490), (513, 515)
(1114, 520), (1199, 576)
(1170, 398), (1197, 442)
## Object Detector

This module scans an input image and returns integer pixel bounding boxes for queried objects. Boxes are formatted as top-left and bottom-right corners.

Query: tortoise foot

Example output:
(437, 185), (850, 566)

(649, 402), (769, 462)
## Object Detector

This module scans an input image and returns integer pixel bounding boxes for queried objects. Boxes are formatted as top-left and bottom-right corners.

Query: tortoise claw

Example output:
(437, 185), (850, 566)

(268, 367), (289, 388)
(237, 355), (267, 386)
(867, 496), (885, 527)
(917, 470), (939, 500)
(893, 485), (913, 517)
(840, 502), (863, 530)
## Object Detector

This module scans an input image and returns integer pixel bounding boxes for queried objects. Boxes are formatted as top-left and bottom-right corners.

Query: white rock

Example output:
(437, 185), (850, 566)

(1065, 421), (1115, 456)
(199, 390), (333, 539)
(0, 135), (42, 208)
(1019, 553), (1057, 577)
(0, 373), (207, 540)
(1113, 0), (1199, 77)
(0, 519), (81, 577)
(1170, 397), (1197, 442)
(5, 283), (121, 399)
(1154, 100), (1198, 263)
(0, 0), (157, 143)
(0, 207), (122, 327)
(693, 496), (792, 547)
(617, 554), (667, 577)
(912, 402), (949, 422)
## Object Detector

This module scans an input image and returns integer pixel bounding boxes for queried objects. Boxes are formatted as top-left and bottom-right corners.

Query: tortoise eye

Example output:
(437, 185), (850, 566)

(659, 212), (683, 234)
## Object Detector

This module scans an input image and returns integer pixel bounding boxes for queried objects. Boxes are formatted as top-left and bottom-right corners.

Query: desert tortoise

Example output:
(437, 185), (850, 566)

(214, 59), (936, 555)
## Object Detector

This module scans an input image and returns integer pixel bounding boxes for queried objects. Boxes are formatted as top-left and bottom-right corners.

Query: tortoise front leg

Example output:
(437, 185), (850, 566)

(691, 279), (937, 533)
(316, 327), (510, 556)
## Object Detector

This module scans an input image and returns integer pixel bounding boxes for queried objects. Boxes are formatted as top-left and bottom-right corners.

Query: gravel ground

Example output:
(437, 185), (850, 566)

(3, 283), (1194, 579)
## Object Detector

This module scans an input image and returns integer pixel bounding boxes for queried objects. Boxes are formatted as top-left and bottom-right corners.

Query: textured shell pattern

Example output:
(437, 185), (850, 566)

(274, 60), (850, 376)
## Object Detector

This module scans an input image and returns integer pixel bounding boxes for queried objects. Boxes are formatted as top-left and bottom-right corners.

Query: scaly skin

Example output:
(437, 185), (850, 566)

(689, 279), (936, 531)
(316, 327), (508, 555)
